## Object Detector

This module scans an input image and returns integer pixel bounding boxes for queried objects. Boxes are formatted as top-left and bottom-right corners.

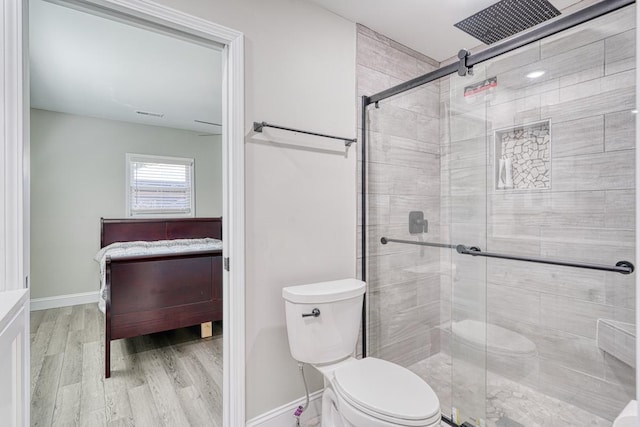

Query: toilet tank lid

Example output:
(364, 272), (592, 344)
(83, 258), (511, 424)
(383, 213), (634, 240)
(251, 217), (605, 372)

(282, 279), (365, 304)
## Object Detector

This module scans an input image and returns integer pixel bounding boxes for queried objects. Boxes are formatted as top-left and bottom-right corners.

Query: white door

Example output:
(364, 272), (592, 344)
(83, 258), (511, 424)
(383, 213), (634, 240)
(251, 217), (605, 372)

(0, 290), (29, 427)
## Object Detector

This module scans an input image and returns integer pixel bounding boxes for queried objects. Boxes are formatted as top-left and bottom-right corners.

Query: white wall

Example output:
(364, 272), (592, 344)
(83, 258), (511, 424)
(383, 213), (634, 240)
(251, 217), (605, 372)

(148, 0), (357, 419)
(30, 108), (222, 299)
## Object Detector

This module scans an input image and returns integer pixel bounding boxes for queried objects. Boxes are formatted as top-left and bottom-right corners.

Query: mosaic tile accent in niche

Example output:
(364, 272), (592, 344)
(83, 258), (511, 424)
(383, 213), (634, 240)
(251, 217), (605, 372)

(495, 120), (551, 190)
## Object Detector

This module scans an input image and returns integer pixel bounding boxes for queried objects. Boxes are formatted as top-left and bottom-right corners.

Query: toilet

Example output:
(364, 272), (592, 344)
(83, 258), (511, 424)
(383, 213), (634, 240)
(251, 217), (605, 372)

(283, 279), (441, 427)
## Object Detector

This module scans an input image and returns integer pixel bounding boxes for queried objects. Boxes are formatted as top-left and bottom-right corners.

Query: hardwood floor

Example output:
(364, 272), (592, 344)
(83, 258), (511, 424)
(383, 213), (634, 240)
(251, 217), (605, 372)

(30, 304), (223, 427)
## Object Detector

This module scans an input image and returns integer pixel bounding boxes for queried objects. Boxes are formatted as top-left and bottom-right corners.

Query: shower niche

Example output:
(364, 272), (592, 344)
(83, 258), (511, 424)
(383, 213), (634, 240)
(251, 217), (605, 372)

(494, 120), (551, 191)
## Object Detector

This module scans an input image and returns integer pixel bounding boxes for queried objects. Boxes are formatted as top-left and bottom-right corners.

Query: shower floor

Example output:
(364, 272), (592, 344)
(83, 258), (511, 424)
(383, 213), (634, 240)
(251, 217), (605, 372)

(409, 353), (611, 427)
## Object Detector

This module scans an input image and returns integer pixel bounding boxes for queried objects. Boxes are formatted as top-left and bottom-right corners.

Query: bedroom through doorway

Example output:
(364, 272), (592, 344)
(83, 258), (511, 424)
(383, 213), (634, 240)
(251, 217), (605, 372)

(27, 1), (234, 425)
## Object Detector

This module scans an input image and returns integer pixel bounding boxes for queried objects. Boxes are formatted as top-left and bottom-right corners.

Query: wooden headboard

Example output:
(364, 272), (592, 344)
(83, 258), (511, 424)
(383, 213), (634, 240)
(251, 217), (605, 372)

(100, 217), (222, 247)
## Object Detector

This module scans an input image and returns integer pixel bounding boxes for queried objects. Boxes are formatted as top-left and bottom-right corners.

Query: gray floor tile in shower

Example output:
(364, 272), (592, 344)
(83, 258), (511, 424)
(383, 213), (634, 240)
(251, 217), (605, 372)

(408, 352), (614, 427)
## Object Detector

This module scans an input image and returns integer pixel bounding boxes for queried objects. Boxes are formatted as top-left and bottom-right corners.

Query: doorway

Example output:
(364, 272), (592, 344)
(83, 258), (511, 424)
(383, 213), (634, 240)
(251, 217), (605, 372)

(1, 0), (245, 425)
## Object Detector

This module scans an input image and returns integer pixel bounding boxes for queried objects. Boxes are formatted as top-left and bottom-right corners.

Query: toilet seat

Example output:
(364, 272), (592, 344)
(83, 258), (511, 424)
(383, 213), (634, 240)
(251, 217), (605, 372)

(332, 357), (441, 426)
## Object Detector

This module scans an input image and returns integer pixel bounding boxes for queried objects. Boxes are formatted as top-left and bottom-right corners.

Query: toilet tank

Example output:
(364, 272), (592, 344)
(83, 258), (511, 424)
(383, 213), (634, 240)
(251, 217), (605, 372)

(283, 279), (365, 365)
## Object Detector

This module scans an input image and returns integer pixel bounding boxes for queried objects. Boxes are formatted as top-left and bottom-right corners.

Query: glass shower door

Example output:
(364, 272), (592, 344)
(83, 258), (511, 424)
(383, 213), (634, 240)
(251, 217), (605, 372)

(447, 5), (637, 426)
(446, 61), (490, 427)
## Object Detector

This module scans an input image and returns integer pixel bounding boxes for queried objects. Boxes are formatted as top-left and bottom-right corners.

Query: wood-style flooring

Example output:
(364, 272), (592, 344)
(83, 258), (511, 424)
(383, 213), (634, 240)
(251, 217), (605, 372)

(30, 304), (223, 427)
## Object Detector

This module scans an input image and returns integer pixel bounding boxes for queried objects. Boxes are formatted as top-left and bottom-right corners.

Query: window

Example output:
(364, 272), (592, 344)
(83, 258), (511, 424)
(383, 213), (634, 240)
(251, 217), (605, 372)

(126, 153), (194, 217)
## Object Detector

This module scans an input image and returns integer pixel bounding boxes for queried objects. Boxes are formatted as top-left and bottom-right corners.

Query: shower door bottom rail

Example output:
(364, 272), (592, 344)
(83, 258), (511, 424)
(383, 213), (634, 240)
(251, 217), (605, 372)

(379, 237), (635, 275)
(456, 245), (634, 275)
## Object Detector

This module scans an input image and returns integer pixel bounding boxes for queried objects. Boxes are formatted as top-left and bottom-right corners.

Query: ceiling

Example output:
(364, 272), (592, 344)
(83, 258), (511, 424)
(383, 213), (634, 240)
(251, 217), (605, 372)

(307, 0), (593, 62)
(29, 0), (223, 134)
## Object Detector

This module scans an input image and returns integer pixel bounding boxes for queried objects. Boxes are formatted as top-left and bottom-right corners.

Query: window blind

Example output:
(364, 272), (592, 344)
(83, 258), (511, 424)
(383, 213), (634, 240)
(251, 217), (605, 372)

(127, 154), (194, 216)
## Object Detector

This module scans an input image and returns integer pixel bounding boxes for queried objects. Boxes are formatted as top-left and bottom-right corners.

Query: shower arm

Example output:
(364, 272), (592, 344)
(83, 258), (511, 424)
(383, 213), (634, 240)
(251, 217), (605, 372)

(380, 237), (635, 275)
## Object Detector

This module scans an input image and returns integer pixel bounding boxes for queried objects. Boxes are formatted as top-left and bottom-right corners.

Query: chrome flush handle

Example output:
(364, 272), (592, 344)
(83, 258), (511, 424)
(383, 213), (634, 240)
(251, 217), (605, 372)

(301, 308), (320, 318)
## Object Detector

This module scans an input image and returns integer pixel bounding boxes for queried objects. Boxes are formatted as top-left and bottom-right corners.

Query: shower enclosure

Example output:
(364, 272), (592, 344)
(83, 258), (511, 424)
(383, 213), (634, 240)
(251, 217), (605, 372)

(359, 1), (636, 425)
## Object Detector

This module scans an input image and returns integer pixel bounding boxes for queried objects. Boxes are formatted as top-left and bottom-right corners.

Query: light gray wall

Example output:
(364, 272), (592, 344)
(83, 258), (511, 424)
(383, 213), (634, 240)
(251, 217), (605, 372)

(30, 108), (222, 299)
(142, 0), (357, 419)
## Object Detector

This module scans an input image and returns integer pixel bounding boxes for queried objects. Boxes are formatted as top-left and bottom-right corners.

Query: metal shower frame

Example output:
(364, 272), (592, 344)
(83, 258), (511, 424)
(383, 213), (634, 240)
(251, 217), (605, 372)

(359, 0), (635, 362)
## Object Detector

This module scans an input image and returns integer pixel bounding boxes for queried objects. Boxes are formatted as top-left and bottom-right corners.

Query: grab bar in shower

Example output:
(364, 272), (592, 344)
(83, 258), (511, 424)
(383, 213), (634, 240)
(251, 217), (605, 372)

(380, 237), (635, 275)
(455, 245), (634, 275)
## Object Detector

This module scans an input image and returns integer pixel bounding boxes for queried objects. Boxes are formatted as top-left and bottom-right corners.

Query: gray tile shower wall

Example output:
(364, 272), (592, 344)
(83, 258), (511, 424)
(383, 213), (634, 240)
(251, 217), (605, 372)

(441, 5), (636, 421)
(356, 24), (443, 367)
(359, 5), (635, 422)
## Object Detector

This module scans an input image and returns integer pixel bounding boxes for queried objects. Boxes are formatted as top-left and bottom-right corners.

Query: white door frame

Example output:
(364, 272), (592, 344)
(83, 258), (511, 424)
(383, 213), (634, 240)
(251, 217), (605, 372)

(1, 0), (245, 425)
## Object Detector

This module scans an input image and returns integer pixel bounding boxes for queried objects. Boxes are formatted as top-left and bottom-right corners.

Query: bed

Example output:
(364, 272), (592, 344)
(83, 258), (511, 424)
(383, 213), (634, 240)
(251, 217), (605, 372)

(99, 217), (223, 378)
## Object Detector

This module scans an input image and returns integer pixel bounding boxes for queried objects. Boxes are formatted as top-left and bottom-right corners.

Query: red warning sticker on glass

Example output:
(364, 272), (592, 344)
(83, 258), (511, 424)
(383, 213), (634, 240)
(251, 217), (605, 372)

(464, 76), (498, 97)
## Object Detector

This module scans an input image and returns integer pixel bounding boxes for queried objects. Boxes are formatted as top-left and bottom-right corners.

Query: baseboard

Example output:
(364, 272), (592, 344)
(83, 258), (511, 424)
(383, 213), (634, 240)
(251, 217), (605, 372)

(30, 291), (99, 311)
(246, 390), (323, 427)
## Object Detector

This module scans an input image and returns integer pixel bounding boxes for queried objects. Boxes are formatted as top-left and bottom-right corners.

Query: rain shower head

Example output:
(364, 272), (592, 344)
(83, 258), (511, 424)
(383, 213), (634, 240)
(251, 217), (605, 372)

(454, 0), (561, 45)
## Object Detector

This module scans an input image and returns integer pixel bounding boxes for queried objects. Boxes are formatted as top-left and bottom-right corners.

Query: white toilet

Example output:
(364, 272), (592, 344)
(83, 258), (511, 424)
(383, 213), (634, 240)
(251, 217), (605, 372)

(283, 279), (441, 427)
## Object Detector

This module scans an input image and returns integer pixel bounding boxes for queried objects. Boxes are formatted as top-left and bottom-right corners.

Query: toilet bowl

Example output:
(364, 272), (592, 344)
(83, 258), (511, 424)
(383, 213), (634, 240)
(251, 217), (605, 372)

(327, 357), (441, 426)
(283, 279), (441, 427)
